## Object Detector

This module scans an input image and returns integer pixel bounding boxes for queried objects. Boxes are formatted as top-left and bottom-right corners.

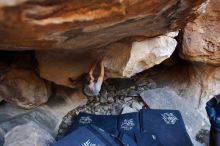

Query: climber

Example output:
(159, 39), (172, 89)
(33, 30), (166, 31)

(83, 58), (104, 97)
(206, 94), (220, 146)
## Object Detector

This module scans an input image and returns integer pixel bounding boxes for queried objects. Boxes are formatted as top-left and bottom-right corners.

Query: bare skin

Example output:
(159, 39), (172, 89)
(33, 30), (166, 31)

(88, 58), (104, 88)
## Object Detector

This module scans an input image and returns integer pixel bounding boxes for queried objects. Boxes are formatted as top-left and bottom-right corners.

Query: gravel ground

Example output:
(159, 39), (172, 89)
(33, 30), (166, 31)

(56, 76), (156, 139)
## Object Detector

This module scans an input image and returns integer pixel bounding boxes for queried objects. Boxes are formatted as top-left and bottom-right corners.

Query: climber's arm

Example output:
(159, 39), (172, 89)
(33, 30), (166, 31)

(97, 59), (104, 83)
(89, 59), (99, 81)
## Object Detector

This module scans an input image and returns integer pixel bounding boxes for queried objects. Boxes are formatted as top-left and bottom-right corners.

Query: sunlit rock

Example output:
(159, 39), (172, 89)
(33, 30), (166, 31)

(0, 68), (51, 109)
(36, 35), (177, 87)
(181, 0), (220, 65)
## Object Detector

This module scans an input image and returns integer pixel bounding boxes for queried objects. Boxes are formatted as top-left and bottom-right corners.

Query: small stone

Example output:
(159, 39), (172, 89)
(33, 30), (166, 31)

(121, 105), (137, 114)
(95, 112), (100, 115)
(137, 87), (145, 91)
(130, 86), (136, 90)
(94, 102), (100, 106)
(128, 90), (139, 97)
(124, 97), (133, 102)
(131, 102), (143, 110)
(107, 96), (114, 102)
(100, 97), (107, 103)
(102, 106), (109, 111)
(120, 89), (128, 94)
(107, 91), (115, 98)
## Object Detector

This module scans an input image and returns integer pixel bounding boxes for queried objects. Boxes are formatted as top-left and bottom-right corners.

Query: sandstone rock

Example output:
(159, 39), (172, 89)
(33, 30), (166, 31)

(4, 122), (55, 146)
(142, 62), (220, 143)
(140, 87), (207, 139)
(105, 35), (177, 78)
(150, 63), (220, 111)
(36, 35), (177, 87)
(0, 0), (205, 51)
(180, 0), (220, 65)
(0, 68), (51, 109)
(0, 85), (87, 139)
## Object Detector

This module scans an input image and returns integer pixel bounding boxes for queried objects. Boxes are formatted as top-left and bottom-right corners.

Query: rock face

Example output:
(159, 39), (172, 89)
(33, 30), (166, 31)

(0, 85), (87, 142)
(0, 68), (51, 109)
(105, 34), (178, 78)
(0, 0), (206, 51)
(4, 122), (55, 146)
(149, 62), (220, 112)
(36, 35), (177, 88)
(140, 87), (207, 139)
(180, 0), (220, 65)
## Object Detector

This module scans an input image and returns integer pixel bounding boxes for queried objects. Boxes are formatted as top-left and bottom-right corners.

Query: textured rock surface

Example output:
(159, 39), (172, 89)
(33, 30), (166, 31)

(4, 122), (55, 146)
(0, 85), (87, 143)
(150, 63), (220, 111)
(105, 34), (177, 78)
(36, 35), (177, 87)
(0, 0), (205, 51)
(180, 0), (220, 65)
(0, 68), (51, 109)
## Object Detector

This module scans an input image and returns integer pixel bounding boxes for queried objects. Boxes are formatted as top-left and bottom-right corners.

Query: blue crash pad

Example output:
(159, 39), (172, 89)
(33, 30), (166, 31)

(140, 109), (193, 146)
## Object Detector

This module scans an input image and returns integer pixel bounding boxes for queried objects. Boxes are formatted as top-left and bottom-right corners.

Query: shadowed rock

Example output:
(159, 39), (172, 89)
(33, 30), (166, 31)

(3, 122), (55, 146)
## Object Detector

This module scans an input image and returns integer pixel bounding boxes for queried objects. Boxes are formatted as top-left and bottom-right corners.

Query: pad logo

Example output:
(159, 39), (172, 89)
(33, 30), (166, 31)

(120, 119), (135, 131)
(79, 116), (92, 124)
(82, 139), (99, 146)
(161, 113), (178, 125)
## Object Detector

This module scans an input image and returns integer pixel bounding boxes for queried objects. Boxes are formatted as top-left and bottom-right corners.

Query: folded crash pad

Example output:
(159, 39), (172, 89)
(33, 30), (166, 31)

(53, 125), (122, 146)
(119, 133), (137, 146)
(67, 112), (118, 135)
(118, 112), (140, 134)
(140, 109), (193, 146)
(67, 112), (140, 136)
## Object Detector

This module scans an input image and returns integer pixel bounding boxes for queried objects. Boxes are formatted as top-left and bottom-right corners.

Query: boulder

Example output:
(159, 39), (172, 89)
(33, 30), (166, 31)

(140, 87), (207, 139)
(0, 0), (206, 51)
(180, 0), (220, 65)
(0, 85), (87, 139)
(0, 68), (51, 109)
(36, 35), (177, 88)
(105, 34), (177, 78)
(141, 62), (220, 142)
(3, 122), (55, 146)
(150, 63), (220, 110)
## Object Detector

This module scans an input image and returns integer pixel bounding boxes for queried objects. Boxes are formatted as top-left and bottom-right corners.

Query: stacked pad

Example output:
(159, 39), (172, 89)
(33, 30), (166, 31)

(55, 109), (193, 146)
(53, 125), (123, 146)
(139, 109), (193, 146)
(67, 112), (140, 136)
(67, 112), (118, 135)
